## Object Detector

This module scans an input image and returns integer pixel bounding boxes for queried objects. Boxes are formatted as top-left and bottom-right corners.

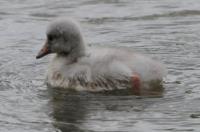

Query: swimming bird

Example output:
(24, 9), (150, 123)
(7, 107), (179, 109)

(36, 18), (166, 95)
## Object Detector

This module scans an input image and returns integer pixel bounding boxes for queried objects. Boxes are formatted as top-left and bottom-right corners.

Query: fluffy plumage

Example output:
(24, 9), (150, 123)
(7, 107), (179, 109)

(36, 18), (166, 94)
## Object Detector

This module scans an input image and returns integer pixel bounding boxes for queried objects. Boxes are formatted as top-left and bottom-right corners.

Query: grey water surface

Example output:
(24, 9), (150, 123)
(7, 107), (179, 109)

(1, 0), (200, 132)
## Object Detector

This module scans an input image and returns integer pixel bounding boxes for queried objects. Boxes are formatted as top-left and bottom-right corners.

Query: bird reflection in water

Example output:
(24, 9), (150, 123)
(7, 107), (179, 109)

(47, 82), (164, 132)
(48, 87), (89, 132)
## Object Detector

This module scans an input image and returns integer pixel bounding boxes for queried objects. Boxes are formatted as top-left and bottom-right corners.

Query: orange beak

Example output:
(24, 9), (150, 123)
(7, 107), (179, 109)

(36, 41), (51, 59)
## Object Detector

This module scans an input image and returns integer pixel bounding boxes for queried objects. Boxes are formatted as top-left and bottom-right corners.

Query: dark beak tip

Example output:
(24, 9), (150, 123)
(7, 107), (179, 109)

(36, 51), (43, 59)
(36, 55), (40, 59)
(36, 51), (48, 59)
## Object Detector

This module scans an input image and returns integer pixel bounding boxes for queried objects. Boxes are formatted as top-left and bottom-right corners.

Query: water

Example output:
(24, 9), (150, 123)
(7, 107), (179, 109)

(0, 0), (200, 131)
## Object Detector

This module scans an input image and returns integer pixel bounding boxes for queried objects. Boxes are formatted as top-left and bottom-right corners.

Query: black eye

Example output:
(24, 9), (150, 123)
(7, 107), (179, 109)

(48, 35), (54, 41)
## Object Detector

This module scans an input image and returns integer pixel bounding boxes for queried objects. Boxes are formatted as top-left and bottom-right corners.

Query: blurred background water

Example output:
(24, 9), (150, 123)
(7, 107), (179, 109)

(0, 0), (200, 131)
